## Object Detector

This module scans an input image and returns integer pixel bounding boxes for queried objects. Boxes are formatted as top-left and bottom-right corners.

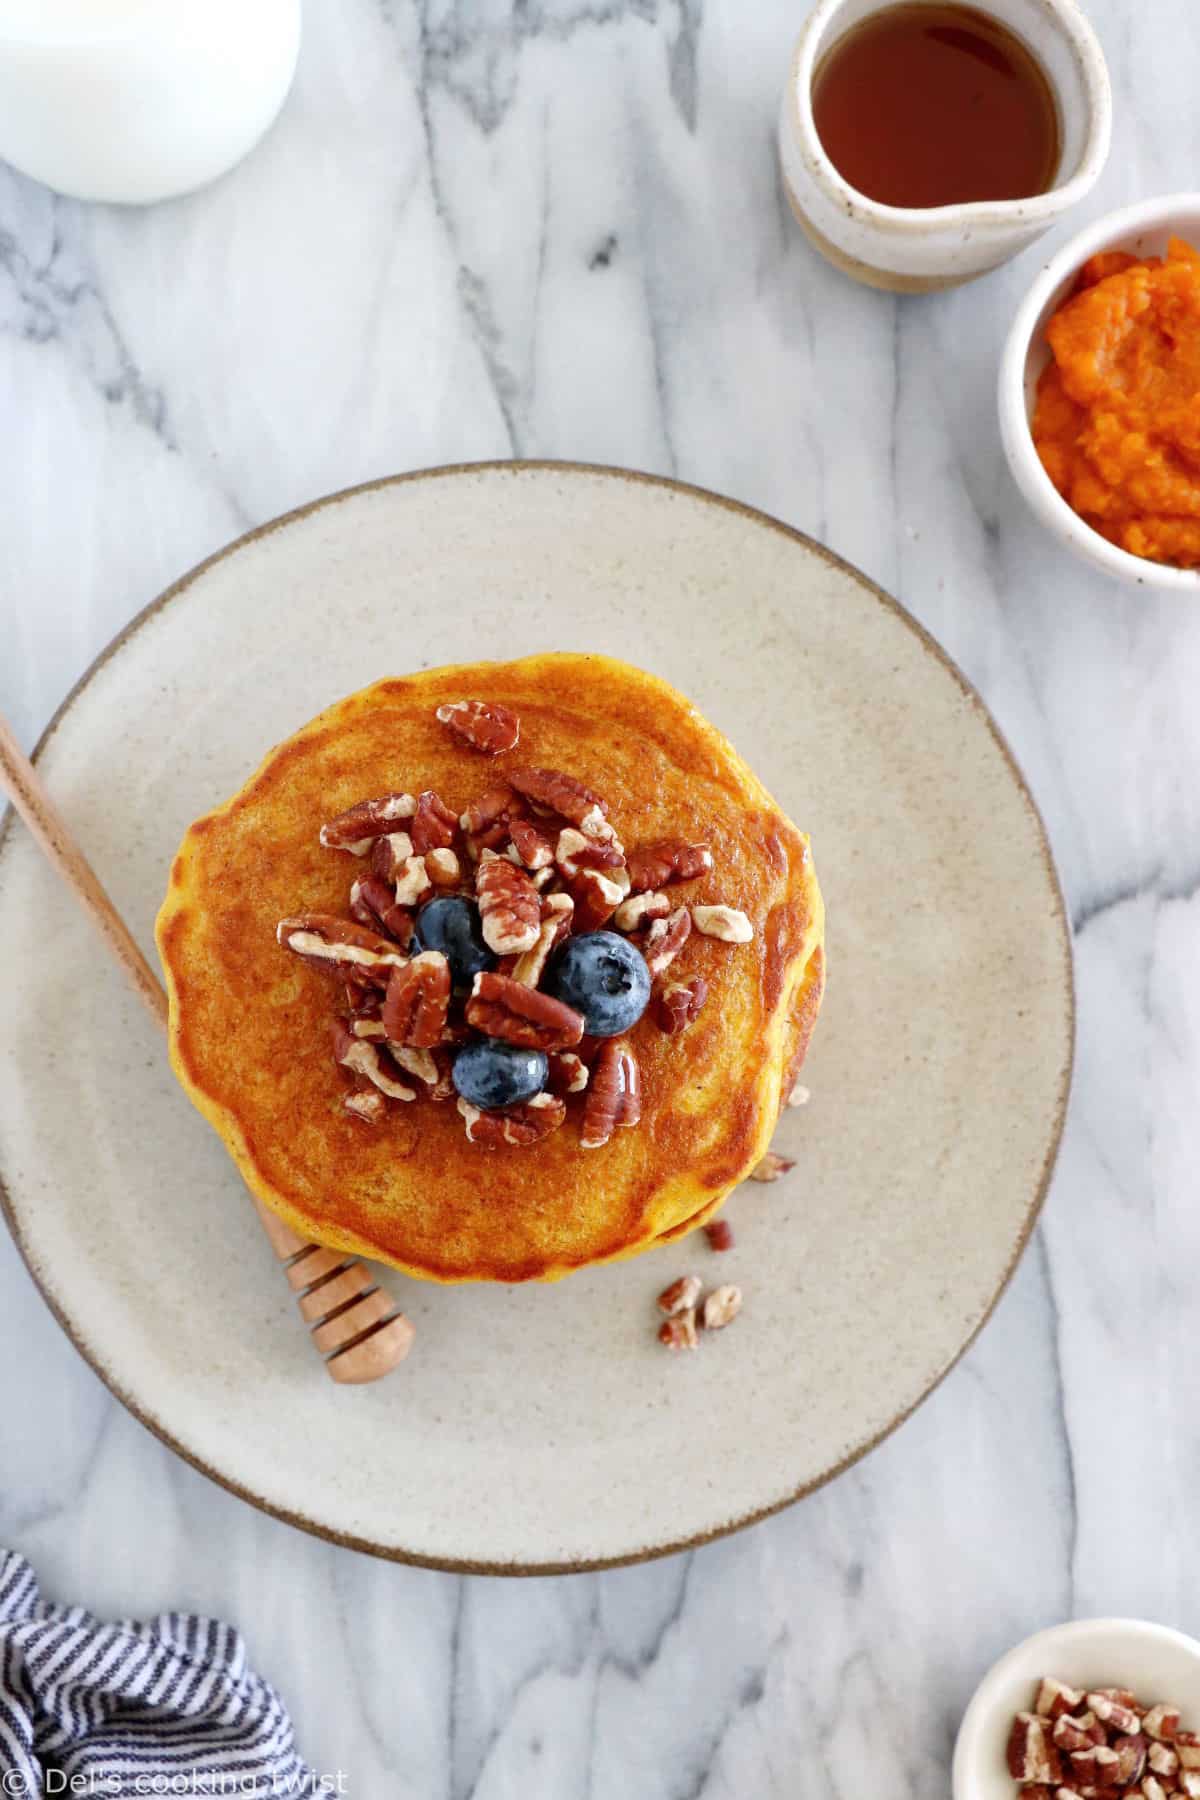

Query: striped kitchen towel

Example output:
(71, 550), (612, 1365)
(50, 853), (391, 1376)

(0, 1551), (320, 1796)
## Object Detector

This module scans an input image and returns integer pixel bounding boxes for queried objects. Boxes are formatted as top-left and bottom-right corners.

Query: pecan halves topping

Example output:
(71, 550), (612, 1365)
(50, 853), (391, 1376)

(277, 914), (410, 984)
(320, 793), (416, 853)
(381, 951), (452, 1049)
(343, 1088), (387, 1125)
(461, 785), (524, 843)
(425, 847), (462, 887)
(507, 766), (615, 842)
(692, 903), (754, 943)
(509, 818), (556, 870)
(465, 971), (584, 1049)
(546, 1050), (589, 1095)
(626, 840), (713, 892)
(457, 1092), (566, 1147)
(436, 698), (521, 754)
(349, 875), (415, 946)
(476, 856), (541, 955)
(613, 890), (671, 933)
(509, 917), (561, 989)
(410, 789), (460, 854)
(642, 905), (691, 979)
(332, 1022), (417, 1101)
(371, 834), (432, 906)
(568, 867), (626, 933)
(580, 1040), (642, 1148)
(554, 827), (625, 875)
(654, 976), (709, 1035)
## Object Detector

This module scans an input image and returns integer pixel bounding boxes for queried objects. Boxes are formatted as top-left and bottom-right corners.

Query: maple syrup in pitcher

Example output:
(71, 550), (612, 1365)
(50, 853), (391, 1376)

(812, 3), (1060, 209)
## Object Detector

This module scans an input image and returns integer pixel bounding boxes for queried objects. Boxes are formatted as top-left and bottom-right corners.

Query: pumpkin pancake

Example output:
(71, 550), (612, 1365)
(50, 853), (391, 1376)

(156, 654), (825, 1283)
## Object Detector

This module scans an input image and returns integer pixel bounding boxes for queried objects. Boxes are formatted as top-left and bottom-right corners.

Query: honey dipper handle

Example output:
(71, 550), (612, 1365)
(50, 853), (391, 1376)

(0, 711), (413, 1386)
(0, 713), (168, 1031)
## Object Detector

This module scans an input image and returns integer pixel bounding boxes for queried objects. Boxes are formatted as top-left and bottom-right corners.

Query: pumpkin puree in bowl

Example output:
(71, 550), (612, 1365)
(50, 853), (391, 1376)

(1032, 237), (1200, 568)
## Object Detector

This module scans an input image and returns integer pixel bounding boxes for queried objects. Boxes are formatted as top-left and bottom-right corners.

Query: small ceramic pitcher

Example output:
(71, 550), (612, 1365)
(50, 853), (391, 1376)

(779, 0), (1112, 292)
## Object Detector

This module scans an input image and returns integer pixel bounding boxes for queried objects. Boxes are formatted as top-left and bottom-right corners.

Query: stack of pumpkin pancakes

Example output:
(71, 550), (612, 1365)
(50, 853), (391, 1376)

(156, 654), (825, 1284)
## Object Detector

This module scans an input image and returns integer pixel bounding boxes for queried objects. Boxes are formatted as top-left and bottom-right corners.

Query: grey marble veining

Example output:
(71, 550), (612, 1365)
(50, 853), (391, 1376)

(3, 0), (1200, 1793)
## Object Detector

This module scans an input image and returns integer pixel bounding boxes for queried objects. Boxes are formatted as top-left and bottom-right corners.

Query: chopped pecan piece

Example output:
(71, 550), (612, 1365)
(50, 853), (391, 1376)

(642, 905), (691, 978)
(477, 856), (542, 954)
(349, 875), (415, 946)
(332, 1023), (417, 1101)
(1090, 1696), (1144, 1737)
(369, 830), (420, 883)
(508, 766), (614, 841)
(320, 793), (415, 854)
(700, 1284), (742, 1330)
(425, 846), (462, 886)
(655, 976), (709, 1035)
(568, 867), (626, 932)
(705, 1219), (735, 1252)
(1038, 1681), (1087, 1721)
(1180, 1773), (1200, 1797)
(1113, 1736), (1148, 1786)
(658, 1311), (698, 1351)
(466, 971), (584, 1050)
(392, 854), (433, 907)
(410, 789), (459, 854)
(343, 1088), (387, 1125)
(658, 1275), (702, 1316)
(391, 1045), (439, 1087)
(457, 1092), (566, 1146)
(613, 890), (671, 933)
(1007, 1716), (1063, 1787)
(541, 889), (575, 943)
(436, 698), (521, 754)
(580, 1040), (642, 1148)
(278, 914), (409, 984)
(692, 903), (754, 943)
(1068, 1746), (1119, 1788)
(381, 951), (451, 1048)
(1145, 1711), (1182, 1745)
(626, 840), (713, 892)
(509, 818), (557, 870)
(546, 1050), (589, 1095)
(460, 784), (525, 846)
(554, 827), (626, 875)
(1055, 1715), (1106, 1753)
(1144, 1777), (1171, 1800)
(509, 916), (561, 989)
(1149, 1744), (1180, 1780)
(1179, 1734), (1200, 1770)
(749, 1151), (795, 1183)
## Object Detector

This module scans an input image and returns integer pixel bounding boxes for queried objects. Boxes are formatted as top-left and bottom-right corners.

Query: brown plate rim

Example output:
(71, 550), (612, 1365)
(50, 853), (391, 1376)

(0, 459), (1076, 1576)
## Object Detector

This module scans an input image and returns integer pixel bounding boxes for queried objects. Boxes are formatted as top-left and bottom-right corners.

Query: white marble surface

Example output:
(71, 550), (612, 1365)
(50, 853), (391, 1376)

(1, 0), (1198, 1792)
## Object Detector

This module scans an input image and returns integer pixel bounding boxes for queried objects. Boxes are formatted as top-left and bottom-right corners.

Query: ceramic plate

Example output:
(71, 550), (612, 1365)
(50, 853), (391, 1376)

(0, 465), (1073, 1571)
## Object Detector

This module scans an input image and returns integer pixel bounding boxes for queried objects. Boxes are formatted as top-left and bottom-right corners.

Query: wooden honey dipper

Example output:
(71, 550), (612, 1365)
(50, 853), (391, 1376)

(0, 712), (414, 1384)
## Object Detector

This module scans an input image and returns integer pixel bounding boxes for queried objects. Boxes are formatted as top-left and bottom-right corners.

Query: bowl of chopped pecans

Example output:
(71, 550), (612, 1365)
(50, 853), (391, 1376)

(953, 1618), (1200, 1800)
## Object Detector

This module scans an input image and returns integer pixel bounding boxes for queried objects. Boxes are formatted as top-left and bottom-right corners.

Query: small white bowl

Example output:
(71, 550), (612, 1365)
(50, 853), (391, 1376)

(999, 193), (1200, 593)
(953, 1616), (1200, 1800)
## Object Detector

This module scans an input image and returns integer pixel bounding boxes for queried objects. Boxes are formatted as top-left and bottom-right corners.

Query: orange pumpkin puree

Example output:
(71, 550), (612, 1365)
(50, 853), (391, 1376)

(1032, 237), (1200, 567)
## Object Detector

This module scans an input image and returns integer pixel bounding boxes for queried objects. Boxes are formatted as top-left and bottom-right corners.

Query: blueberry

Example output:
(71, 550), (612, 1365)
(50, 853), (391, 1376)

(548, 930), (651, 1036)
(452, 1039), (548, 1110)
(415, 896), (495, 990)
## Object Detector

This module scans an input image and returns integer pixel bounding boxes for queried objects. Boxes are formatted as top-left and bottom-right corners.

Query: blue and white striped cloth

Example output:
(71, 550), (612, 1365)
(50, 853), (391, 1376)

(0, 1552), (319, 1797)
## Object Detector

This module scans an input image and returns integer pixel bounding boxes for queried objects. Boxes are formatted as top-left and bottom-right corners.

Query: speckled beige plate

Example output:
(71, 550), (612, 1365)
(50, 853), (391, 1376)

(0, 464), (1073, 1572)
